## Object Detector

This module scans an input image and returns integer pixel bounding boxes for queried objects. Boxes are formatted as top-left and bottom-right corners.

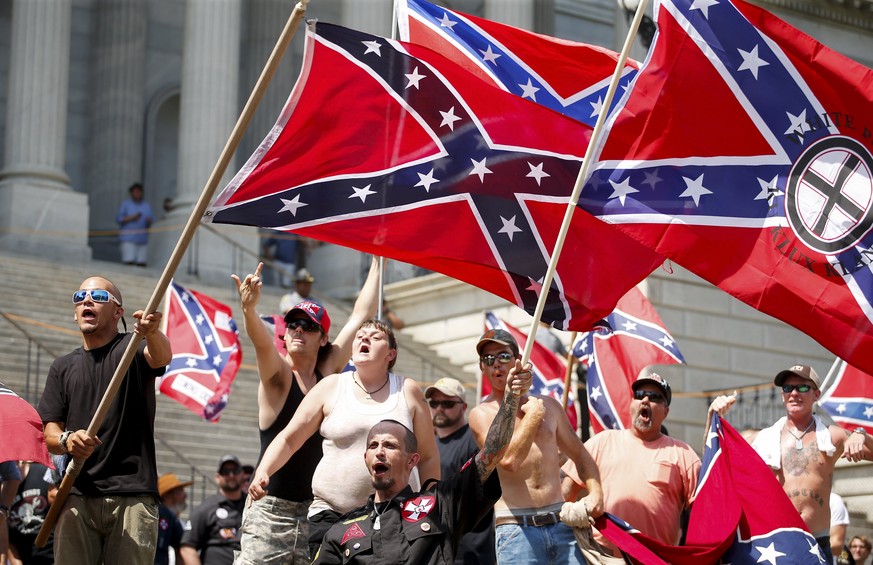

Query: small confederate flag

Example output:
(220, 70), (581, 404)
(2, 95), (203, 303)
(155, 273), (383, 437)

(572, 287), (684, 433)
(482, 312), (576, 428)
(159, 281), (242, 422)
(0, 382), (53, 467)
(819, 359), (873, 435)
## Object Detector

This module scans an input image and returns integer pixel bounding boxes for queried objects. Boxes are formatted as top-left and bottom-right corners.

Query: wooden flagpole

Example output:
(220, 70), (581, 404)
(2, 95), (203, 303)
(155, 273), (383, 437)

(518, 0), (651, 370)
(35, 0), (310, 546)
(561, 332), (578, 410)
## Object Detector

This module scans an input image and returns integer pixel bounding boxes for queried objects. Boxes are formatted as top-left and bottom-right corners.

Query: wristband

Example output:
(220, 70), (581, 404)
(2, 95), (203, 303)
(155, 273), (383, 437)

(59, 430), (73, 453)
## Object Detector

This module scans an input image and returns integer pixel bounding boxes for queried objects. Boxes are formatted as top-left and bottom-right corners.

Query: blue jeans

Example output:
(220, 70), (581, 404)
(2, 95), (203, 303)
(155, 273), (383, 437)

(495, 522), (583, 565)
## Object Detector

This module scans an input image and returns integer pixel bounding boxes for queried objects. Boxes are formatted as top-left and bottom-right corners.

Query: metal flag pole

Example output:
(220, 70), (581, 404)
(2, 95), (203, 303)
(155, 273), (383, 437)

(36, 0), (311, 546)
(518, 0), (652, 369)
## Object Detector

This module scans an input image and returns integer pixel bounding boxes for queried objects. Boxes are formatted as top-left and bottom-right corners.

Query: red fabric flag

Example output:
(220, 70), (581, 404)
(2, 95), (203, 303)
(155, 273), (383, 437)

(0, 382), (53, 467)
(583, 0), (873, 374)
(159, 281), (242, 422)
(598, 415), (826, 564)
(572, 287), (684, 433)
(398, 0), (639, 128)
(481, 313), (576, 428)
(205, 21), (663, 332)
(819, 360), (873, 435)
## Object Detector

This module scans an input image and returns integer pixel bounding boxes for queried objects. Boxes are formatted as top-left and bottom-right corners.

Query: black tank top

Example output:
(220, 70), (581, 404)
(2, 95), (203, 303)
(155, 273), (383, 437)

(258, 371), (324, 501)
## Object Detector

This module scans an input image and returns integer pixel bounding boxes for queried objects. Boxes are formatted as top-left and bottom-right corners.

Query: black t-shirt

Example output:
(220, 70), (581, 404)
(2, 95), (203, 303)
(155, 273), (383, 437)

(8, 463), (56, 564)
(181, 493), (246, 565)
(313, 456), (501, 565)
(155, 504), (184, 565)
(38, 332), (165, 497)
(437, 425), (496, 565)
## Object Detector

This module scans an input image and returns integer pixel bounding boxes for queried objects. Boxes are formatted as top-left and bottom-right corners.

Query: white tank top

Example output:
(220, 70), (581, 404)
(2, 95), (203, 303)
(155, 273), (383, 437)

(308, 371), (419, 516)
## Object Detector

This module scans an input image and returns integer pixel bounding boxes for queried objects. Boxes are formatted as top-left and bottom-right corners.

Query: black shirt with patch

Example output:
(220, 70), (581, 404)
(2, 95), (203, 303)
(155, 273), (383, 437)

(312, 455), (500, 565)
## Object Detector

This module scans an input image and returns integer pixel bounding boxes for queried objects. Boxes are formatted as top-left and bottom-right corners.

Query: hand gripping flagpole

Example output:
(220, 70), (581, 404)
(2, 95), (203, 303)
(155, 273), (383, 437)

(35, 0), (310, 547)
(518, 0), (651, 376)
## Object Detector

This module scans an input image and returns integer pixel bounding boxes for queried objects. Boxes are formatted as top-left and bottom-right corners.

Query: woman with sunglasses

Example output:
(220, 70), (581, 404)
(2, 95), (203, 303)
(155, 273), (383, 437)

(709, 365), (873, 563)
(248, 317), (438, 559)
(37, 276), (172, 565)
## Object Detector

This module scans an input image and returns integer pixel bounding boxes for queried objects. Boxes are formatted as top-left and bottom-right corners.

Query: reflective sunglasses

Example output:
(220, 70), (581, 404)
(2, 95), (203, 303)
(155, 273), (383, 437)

(633, 389), (666, 403)
(480, 352), (515, 366)
(781, 383), (813, 394)
(286, 318), (321, 333)
(72, 289), (121, 306)
(428, 399), (462, 410)
(218, 466), (241, 476)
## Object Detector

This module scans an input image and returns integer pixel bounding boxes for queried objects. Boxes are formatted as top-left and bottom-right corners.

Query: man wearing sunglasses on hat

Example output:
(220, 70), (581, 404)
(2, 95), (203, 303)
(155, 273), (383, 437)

(709, 365), (873, 562)
(38, 276), (172, 565)
(425, 378), (496, 565)
(468, 329), (603, 565)
(231, 258), (381, 564)
(561, 373), (701, 556)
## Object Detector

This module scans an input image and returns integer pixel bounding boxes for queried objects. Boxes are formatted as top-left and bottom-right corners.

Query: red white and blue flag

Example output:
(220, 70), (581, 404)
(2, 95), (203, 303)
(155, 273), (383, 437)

(597, 414), (826, 564)
(819, 360), (873, 435)
(482, 312), (577, 428)
(397, 0), (639, 128)
(0, 382), (53, 467)
(205, 22), (662, 332)
(572, 287), (683, 433)
(582, 0), (873, 374)
(159, 281), (242, 422)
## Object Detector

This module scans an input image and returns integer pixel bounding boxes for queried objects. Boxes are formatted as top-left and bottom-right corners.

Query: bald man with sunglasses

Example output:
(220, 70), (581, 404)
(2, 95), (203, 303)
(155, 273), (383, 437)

(38, 276), (172, 565)
(709, 365), (873, 562)
(469, 329), (603, 565)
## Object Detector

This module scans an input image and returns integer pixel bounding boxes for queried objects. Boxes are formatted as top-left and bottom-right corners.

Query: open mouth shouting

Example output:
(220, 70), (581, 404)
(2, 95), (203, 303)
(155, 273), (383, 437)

(633, 403), (653, 431)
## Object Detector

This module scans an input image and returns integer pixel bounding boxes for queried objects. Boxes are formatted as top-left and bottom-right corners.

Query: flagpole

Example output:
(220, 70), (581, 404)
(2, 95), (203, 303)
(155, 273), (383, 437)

(35, 0), (310, 547)
(818, 357), (843, 397)
(561, 331), (578, 410)
(518, 0), (651, 368)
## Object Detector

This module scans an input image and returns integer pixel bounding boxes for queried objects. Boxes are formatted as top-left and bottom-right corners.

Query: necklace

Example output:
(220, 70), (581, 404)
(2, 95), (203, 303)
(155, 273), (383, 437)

(785, 419), (815, 450)
(373, 501), (389, 530)
(353, 372), (390, 400)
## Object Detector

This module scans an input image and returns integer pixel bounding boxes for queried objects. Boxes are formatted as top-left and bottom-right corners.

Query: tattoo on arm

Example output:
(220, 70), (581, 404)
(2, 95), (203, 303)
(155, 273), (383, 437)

(476, 391), (521, 482)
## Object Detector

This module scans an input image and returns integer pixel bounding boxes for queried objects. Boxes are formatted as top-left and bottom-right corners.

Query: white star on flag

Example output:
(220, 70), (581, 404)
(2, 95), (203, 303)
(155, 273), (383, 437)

(589, 96), (604, 118)
(362, 40), (382, 56)
(784, 109), (807, 138)
(498, 216), (522, 241)
(480, 45), (501, 64)
(519, 78), (539, 101)
(405, 66), (426, 89)
(195, 314), (205, 325)
(437, 12), (457, 30)
(350, 184), (377, 203)
(836, 403), (847, 414)
(415, 169), (439, 192)
(659, 335), (674, 348)
(439, 107), (462, 130)
(689, 0), (720, 19)
(469, 158), (493, 182)
(204, 335), (214, 345)
(622, 320), (638, 332)
(609, 177), (640, 206)
(526, 162), (550, 186)
(754, 542), (785, 565)
(678, 174), (712, 206)
(186, 358), (197, 368)
(642, 170), (663, 190)
(278, 195), (307, 216)
(213, 354), (222, 366)
(737, 45), (769, 79)
(590, 385), (603, 401)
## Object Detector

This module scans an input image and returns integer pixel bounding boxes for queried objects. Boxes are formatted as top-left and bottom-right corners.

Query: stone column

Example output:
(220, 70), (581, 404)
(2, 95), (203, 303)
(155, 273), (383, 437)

(0, 0), (90, 261)
(86, 0), (148, 261)
(341, 0), (392, 36)
(151, 0), (256, 280)
(485, 0), (535, 29)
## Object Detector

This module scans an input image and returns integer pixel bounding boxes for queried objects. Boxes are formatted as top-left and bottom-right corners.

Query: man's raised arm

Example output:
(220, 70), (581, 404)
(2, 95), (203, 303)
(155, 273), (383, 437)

(475, 360), (531, 482)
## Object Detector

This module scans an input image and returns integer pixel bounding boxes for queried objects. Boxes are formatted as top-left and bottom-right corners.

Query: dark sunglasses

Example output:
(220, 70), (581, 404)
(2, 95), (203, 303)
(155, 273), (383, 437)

(481, 352), (515, 366)
(429, 399), (462, 410)
(72, 289), (121, 306)
(633, 389), (666, 403)
(218, 466), (241, 476)
(286, 318), (321, 333)
(781, 384), (813, 394)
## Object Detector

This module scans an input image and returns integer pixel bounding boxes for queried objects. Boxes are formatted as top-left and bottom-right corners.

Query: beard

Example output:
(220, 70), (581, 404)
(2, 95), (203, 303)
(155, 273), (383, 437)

(631, 405), (653, 433)
(372, 474), (395, 491)
(433, 413), (460, 429)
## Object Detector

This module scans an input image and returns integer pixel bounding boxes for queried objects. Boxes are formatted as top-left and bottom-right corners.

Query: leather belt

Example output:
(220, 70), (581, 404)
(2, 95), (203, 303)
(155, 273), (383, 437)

(494, 510), (561, 527)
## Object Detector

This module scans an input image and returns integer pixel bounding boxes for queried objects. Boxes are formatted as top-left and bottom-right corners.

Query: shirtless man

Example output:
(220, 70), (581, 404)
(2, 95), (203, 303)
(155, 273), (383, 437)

(709, 364), (872, 562)
(468, 329), (603, 565)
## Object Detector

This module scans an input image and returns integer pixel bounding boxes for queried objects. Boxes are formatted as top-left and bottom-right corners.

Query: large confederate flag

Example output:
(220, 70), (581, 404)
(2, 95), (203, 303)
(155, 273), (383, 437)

(583, 0), (873, 374)
(205, 22), (662, 332)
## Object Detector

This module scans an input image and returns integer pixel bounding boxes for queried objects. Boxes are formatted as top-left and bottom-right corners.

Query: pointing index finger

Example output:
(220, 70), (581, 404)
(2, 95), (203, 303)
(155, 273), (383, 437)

(254, 262), (264, 278)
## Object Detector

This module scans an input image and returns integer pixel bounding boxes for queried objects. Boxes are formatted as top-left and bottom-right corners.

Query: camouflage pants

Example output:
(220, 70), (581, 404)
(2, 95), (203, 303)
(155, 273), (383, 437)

(234, 496), (311, 565)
